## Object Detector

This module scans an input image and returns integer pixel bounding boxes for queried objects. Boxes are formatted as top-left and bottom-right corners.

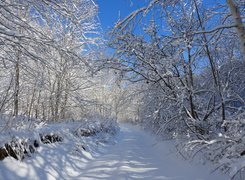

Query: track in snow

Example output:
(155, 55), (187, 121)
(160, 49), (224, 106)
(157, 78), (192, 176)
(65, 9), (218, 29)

(80, 124), (228, 180)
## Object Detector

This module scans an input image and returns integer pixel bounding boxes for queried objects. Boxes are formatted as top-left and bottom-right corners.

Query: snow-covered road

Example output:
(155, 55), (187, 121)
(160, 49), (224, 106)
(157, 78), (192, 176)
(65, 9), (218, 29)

(79, 124), (228, 180)
(0, 124), (229, 180)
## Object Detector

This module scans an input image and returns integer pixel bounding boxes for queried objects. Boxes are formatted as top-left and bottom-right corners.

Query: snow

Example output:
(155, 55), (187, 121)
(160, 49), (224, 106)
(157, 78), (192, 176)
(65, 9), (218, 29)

(77, 124), (228, 180)
(0, 123), (228, 180)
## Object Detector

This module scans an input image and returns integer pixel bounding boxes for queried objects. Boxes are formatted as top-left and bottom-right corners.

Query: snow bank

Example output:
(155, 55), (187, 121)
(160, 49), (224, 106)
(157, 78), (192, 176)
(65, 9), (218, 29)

(0, 116), (119, 179)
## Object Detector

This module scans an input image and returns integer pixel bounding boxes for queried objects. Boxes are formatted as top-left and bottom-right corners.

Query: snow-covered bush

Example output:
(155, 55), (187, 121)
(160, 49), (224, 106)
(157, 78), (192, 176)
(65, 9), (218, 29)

(182, 113), (245, 179)
(74, 118), (119, 137)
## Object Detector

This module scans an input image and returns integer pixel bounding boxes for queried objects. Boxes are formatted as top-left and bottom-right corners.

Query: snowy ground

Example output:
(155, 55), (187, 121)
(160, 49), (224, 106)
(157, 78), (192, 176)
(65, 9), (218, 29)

(0, 123), (229, 180)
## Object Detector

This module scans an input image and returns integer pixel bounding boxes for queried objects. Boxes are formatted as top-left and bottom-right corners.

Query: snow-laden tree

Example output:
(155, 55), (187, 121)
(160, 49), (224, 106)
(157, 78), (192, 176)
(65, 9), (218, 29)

(0, 0), (104, 121)
(109, 0), (245, 178)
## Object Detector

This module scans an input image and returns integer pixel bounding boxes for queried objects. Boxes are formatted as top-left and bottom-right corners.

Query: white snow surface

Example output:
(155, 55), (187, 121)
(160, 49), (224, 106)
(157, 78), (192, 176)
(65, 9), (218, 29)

(0, 123), (229, 180)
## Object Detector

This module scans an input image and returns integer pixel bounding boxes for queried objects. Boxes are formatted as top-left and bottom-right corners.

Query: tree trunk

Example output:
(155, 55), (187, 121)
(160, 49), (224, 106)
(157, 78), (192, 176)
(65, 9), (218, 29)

(187, 47), (196, 119)
(54, 76), (61, 121)
(60, 80), (69, 120)
(227, 0), (245, 61)
(35, 89), (41, 119)
(194, 0), (225, 125)
(0, 76), (13, 113)
(28, 86), (37, 118)
(13, 58), (20, 117)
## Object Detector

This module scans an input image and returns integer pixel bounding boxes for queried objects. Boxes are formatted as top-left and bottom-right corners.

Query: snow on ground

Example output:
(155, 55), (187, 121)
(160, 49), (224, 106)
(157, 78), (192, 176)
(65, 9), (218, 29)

(0, 123), (229, 180)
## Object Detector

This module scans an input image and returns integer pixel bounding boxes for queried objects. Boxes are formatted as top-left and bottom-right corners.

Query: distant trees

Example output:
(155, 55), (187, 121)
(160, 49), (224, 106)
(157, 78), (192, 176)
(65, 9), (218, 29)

(82, 69), (142, 122)
(109, 0), (245, 177)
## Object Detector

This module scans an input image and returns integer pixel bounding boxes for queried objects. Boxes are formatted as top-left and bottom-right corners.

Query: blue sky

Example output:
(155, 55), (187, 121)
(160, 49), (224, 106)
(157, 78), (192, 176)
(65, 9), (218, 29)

(97, 0), (225, 32)
(97, 0), (147, 31)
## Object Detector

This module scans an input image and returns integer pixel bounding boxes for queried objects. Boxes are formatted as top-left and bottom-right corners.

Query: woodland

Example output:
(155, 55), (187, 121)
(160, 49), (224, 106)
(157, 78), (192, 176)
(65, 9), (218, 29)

(0, 0), (244, 179)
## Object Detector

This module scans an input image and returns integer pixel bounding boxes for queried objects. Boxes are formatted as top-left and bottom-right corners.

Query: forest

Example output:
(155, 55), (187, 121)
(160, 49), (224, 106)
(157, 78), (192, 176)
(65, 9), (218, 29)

(0, 0), (244, 179)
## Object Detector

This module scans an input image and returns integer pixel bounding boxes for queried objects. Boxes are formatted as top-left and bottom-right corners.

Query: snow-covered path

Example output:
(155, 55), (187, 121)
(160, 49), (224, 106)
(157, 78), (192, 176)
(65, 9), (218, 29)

(0, 124), (229, 180)
(80, 124), (228, 180)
